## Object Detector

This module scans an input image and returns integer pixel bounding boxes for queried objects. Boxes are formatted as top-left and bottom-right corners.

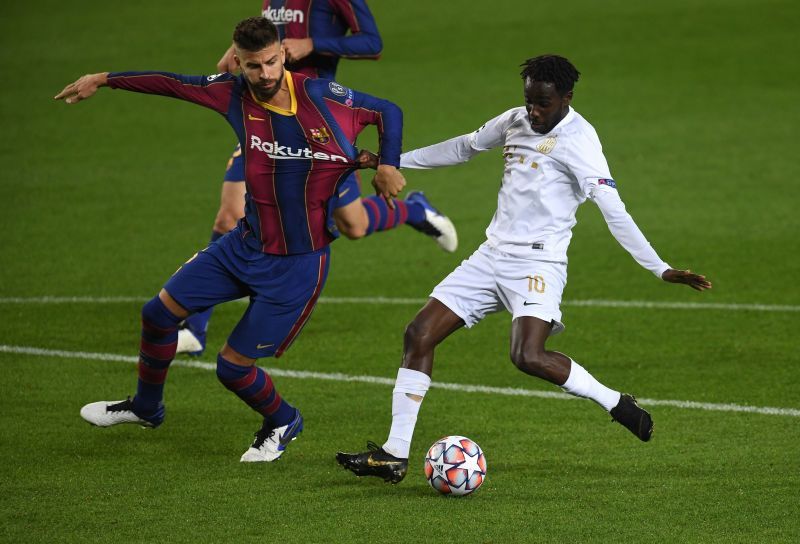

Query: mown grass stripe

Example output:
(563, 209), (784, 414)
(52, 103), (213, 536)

(2, 344), (798, 418)
(0, 296), (798, 313)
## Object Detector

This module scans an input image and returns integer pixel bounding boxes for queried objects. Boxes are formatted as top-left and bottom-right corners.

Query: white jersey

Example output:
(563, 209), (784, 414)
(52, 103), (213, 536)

(401, 106), (670, 277)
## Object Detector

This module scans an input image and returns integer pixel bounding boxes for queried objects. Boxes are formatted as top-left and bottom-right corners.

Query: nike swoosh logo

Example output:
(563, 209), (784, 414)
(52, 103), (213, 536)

(279, 417), (302, 445)
(256, 343), (274, 349)
(523, 301), (541, 306)
(248, 114), (265, 121)
(338, 188), (351, 197)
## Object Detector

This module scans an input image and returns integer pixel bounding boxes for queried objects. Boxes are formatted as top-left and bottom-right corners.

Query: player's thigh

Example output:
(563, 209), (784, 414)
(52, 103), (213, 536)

(430, 245), (504, 328)
(496, 259), (567, 336)
(163, 242), (248, 315)
(227, 247), (330, 360)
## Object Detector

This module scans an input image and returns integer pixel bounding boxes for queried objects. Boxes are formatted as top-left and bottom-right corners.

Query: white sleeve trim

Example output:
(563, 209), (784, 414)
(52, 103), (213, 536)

(591, 188), (670, 278)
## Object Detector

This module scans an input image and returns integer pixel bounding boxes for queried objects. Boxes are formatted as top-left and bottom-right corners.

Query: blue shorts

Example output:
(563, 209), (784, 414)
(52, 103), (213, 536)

(223, 143), (361, 208)
(164, 227), (330, 359)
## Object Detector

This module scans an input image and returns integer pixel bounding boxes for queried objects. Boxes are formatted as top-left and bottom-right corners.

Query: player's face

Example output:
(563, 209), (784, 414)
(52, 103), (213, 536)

(524, 79), (572, 134)
(236, 41), (286, 102)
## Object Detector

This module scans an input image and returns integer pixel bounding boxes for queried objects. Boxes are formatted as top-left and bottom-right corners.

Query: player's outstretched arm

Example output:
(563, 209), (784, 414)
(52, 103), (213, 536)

(54, 73), (109, 104)
(661, 269), (712, 291)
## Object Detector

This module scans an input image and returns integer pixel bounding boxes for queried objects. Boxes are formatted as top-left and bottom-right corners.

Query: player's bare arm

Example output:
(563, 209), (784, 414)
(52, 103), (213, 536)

(217, 43), (239, 73)
(282, 38), (314, 63)
(662, 269), (712, 291)
(372, 165), (406, 209)
(54, 72), (109, 104)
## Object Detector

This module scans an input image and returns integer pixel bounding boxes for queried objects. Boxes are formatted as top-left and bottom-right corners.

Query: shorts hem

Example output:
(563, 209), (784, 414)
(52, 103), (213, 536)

(430, 293), (476, 328)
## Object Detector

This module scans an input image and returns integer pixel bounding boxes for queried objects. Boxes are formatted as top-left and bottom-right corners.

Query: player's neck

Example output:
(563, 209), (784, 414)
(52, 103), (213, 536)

(266, 79), (292, 110)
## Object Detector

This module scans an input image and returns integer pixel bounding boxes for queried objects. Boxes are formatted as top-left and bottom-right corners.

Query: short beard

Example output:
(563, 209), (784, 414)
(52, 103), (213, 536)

(250, 68), (285, 102)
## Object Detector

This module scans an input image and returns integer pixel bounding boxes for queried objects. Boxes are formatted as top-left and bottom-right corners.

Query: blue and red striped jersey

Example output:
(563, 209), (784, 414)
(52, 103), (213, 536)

(107, 70), (402, 255)
(261, 0), (382, 79)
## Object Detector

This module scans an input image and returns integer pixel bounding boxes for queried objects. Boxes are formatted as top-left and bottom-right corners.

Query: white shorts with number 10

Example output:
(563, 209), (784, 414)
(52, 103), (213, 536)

(431, 242), (567, 335)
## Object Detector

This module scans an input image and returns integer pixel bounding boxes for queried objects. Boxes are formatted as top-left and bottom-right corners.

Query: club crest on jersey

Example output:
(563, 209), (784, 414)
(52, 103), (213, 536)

(310, 127), (331, 144)
(536, 135), (558, 155)
(329, 82), (348, 96)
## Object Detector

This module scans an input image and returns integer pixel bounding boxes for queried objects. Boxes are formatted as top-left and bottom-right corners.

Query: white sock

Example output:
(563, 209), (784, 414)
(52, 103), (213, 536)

(561, 359), (621, 411)
(383, 368), (431, 458)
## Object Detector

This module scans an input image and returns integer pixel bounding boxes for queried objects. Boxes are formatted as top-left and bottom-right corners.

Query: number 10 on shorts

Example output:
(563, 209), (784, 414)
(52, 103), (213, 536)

(527, 275), (545, 293)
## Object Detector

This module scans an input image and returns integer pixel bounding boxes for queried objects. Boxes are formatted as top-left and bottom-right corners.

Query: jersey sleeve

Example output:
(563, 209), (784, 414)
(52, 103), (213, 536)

(106, 71), (236, 114)
(313, 0), (383, 58)
(318, 79), (402, 167)
(591, 183), (671, 278)
(564, 129), (615, 197)
(400, 108), (514, 169)
(566, 128), (669, 277)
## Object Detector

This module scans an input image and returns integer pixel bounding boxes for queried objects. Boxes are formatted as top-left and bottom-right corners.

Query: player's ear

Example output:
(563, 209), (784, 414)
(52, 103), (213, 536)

(562, 90), (573, 107)
(233, 54), (242, 69)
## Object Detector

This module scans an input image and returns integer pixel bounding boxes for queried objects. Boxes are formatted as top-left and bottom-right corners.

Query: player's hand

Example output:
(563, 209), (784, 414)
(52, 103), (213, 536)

(661, 268), (712, 291)
(54, 73), (109, 104)
(283, 38), (314, 63)
(216, 44), (238, 73)
(355, 149), (379, 169)
(372, 165), (406, 209)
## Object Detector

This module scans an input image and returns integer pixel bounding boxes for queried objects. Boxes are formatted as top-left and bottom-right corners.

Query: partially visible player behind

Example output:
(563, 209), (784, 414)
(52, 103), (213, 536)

(56, 17), (409, 463)
(337, 55), (712, 483)
(178, 0), (457, 356)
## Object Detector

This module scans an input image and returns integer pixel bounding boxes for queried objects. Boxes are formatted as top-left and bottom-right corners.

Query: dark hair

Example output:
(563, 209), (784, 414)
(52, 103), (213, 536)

(520, 55), (580, 96)
(233, 17), (280, 51)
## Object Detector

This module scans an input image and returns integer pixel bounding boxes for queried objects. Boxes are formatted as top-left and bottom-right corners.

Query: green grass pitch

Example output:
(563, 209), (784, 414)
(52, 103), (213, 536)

(1, 0), (799, 542)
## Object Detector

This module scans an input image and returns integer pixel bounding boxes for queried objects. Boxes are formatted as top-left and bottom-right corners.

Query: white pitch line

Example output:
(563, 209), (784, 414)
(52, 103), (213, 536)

(1, 344), (798, 418)
(0, 295), (798, 313)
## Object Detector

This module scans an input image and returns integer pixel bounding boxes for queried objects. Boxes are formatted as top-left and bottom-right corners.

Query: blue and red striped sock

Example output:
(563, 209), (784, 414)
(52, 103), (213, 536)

(362, 196), (425, 236)
(216, 355), (297, 426)
(132, 297), (181, 415)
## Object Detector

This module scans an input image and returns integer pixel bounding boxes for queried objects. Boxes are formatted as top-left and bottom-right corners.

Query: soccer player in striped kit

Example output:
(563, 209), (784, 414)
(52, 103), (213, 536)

(337, 55), (712, 483)
(178, 0), (456, 356)
(56, 17), (409, 462)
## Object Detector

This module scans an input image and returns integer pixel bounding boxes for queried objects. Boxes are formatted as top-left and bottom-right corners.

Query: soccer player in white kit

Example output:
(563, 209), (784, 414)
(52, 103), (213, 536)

(337, 55), (712, 483)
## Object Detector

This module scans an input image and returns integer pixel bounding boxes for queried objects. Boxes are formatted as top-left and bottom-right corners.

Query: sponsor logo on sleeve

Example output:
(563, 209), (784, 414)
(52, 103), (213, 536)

(207, 74), (223, 82)
(329, 82), (348, 96)
(598, 178), (617, 189)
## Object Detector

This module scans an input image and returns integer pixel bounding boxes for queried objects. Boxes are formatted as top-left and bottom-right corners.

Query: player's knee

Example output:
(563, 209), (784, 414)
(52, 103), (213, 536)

(404, 319), (436, 351)
(510, 348), (549, 376)
(215, 353), (249, 385)
(141, 296), (181, 328)
(337, 222), (367, 240)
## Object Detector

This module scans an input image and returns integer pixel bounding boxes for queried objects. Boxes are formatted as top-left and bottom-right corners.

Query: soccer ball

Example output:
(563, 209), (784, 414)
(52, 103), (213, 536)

(424, 435), (487, 496)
